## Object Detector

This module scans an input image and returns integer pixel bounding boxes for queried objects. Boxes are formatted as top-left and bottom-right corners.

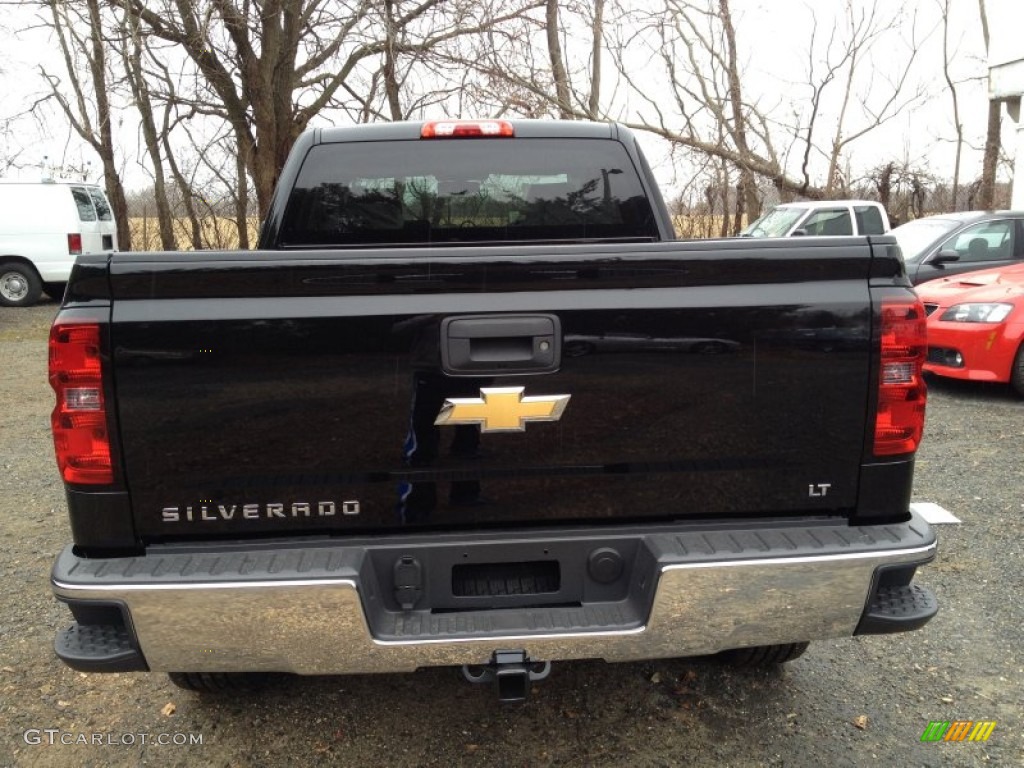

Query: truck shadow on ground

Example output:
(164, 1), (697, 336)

(174, 658), (803, 764)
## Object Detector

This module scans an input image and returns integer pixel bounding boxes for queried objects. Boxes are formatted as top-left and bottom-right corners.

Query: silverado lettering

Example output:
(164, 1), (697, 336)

(160, 501), (339, 523)
(48, 119), (937, 701)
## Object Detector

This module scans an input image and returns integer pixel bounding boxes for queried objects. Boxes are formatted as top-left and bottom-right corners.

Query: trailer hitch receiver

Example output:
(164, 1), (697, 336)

(461, 650), (551, 702)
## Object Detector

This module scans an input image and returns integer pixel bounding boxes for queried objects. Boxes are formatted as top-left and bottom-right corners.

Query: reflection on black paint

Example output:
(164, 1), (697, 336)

(107, 241), (880, 541)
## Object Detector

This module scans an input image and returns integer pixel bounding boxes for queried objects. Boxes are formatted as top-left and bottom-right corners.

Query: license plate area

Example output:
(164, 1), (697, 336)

(365, 536), (646, 615)
(452, 560), (561, 597)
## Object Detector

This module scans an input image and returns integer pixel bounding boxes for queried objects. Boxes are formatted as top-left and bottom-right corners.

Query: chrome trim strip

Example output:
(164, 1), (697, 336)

(662, 544), (936, 570)
(53, 577), (359, 592)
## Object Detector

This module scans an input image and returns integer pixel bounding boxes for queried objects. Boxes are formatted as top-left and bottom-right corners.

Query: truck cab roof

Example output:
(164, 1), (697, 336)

(315, 119), (624, 144)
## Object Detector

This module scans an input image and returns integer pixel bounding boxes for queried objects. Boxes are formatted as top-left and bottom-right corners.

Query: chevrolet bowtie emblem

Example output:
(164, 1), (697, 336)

(434, 387), (571, 433)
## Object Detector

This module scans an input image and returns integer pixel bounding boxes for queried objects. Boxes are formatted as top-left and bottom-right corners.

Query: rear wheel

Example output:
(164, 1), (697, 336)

(1011, 343), (1024, 397)
(0, 261), (43, 307)
(716, 642), (810, 667)
(167, 672), (270, 693)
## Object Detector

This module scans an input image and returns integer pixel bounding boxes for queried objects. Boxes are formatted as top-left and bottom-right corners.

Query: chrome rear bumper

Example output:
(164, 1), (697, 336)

(52, 514), (937, 674)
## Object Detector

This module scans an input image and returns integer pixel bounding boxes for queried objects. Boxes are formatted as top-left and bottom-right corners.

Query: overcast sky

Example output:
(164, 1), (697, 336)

(1, 0), (1021, 195)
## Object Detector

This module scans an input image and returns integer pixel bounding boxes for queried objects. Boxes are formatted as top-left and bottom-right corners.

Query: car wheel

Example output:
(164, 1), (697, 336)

(1011, 343), (1024, 398)
(43, 282), (68, 301)
(0, 261), (43, 307)
(715, 642), (810, 667)
(167, 672), (271, 693)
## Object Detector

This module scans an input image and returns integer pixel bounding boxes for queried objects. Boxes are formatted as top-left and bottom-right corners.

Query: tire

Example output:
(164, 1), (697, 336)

(1011, 343), (1024, 398)
(0, 261), (43, 307)
(43, 282), (68, 301)
(167, 672), (270, 693)
(716, 642), (810, 667)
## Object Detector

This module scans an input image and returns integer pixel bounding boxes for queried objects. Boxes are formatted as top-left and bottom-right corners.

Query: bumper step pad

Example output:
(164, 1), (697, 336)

(55, 623), (148, 673)
(856, 583), (938, 635)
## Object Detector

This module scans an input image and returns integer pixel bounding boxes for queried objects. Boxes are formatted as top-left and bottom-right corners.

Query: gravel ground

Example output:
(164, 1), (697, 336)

(1, 299), (1022, 768)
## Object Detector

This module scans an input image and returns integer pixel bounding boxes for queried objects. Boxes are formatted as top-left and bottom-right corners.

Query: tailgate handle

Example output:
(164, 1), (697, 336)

(440, 314), (561, 375)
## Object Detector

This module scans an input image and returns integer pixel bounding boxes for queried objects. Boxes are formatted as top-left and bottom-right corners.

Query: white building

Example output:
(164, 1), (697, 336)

(988, 0), (1024, 209)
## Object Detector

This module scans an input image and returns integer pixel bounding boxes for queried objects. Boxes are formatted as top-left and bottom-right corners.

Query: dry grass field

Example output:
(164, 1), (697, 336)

(672, 214), (748, 239)
(128, 217), (261, 251)
(126, 215), (745, 249)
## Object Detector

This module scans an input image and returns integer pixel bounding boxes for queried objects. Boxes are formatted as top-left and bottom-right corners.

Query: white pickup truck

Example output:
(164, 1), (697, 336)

(741, 200), (890, 238)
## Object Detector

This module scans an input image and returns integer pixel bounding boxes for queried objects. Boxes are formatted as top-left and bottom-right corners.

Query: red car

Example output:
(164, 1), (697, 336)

(916, 263), (1024, 396)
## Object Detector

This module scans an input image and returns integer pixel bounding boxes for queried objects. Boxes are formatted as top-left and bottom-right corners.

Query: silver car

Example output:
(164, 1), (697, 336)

(891, 211), (1024, 285)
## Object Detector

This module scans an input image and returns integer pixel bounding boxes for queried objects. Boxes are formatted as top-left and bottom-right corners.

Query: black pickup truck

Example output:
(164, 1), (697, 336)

(48, 120), (937, 701)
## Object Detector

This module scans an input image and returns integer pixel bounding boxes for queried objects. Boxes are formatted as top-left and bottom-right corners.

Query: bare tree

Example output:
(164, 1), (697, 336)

(604, 0), (813, 209)
(465, 0), (929, 225)
(545, 0), (572, 118)
(938, 0), (963, 209)
(106, 0), (360, 218)
(117, 6), (176, 248)
(807, 1), (930, 198)
(0, 37), (24, 175)
(539, 0), (607, 121)
(862, 160), (936, 223)
(718, 0), (760, 220)
(0, 120), (25, 176)
(136, 44), (217, 251)
(38, 0), (132, 250)
(19, 0), (963, 247)
(157, 96), (204, 250)
(108, 0), (533, 218)
(587, 0), (605, 119)
(977, 0), (1000, 209)
(453, 1), (611, 121)
(460, 2), (813, 211)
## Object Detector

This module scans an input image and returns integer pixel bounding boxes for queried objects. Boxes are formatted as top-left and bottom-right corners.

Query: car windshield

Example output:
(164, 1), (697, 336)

(891, 218), (962, 261)
(741, 206), (805, 237)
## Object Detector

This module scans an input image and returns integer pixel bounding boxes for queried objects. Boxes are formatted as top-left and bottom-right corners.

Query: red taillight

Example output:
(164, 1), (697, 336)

(49, 321), (113, 484)
(874, 300), (927, 456)
(68, 233), (83, 255)
(420, 120), (515, 138)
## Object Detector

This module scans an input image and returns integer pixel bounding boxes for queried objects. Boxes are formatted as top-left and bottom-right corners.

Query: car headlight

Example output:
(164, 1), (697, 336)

(939, 303), (1014, 323)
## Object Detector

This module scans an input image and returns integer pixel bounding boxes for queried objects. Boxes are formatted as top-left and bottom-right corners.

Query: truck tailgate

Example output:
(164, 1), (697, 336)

(108, 239), (874, 541)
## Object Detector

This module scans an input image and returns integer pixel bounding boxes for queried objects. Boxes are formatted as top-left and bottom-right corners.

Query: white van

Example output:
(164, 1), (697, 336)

(740, 200), (890, 238)
(0, 179), (119, 307)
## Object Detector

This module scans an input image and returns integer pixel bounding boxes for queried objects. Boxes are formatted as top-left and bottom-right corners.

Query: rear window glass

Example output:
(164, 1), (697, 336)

(854, 205), (885, 234)
(87, 187), (113, 221)
(802, 208), (852, 236)
(279, 138), (659, 246)
(71, 187), (97, 222)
